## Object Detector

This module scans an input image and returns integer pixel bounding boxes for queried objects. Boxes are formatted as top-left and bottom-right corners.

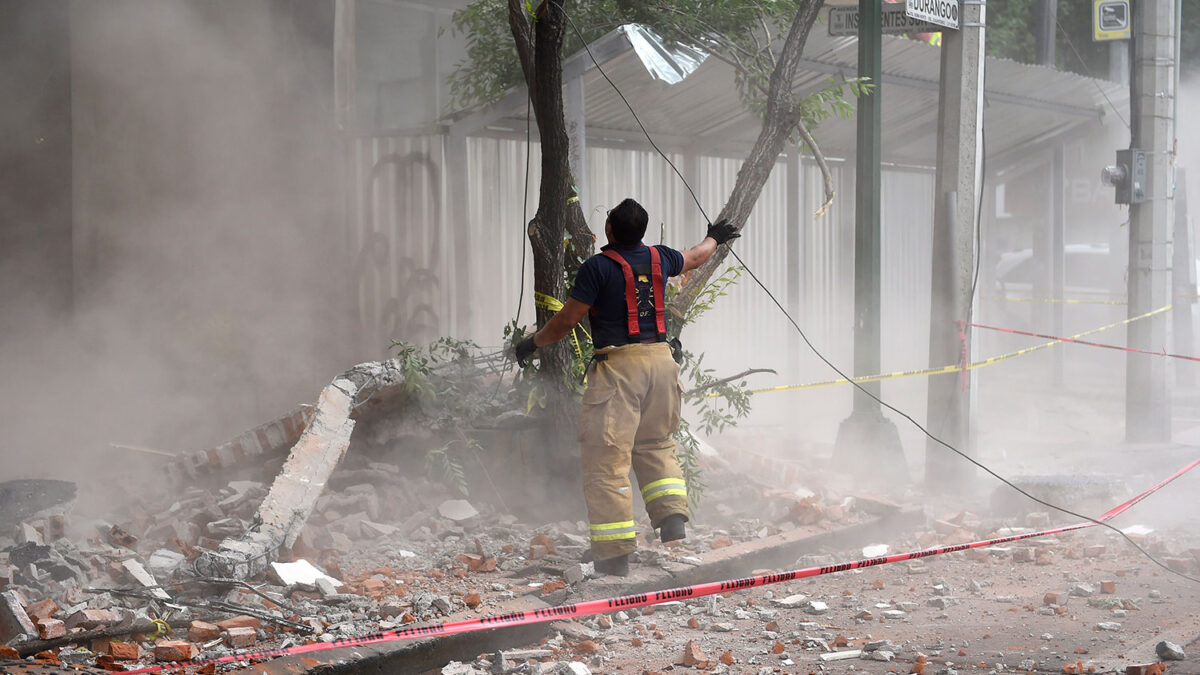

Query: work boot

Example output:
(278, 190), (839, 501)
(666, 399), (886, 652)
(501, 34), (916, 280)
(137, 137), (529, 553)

(593, 553), (629, 577)
(659, 514), (687, 543)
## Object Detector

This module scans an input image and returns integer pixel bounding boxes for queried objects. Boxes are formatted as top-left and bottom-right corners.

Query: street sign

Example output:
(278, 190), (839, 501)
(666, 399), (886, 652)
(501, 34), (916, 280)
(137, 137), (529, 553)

(905, 0), (959, 30)
(828, 4), (941, 37)
(1093, 0), (1130, 41)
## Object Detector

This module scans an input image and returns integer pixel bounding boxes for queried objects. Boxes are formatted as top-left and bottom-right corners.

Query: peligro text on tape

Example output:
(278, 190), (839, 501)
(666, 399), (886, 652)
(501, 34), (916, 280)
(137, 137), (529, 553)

(119, 457), (1199, 674)
(735, 304), (1170, 396)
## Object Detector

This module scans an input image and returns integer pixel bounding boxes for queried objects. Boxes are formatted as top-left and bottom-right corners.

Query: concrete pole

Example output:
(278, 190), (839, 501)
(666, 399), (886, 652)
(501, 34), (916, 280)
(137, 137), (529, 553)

(1035, 0), (1057, 66)
(1171, 169), (1193, 386)
(1051, 145), (1066, 384)
(1124, 0), (1174, 443)
(566, 74), (588, 221)
(786, 150), (803, 381)
(834, 0), (906, 487)
(1109, 40), (1129, 85)
(925, 0), (985, 488)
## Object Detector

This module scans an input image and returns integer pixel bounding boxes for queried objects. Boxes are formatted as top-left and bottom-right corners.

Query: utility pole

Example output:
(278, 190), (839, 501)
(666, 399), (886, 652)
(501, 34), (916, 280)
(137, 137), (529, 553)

(1125, 0), (1175, 442)
(1035, 0), (1057, 66)
(926, 0), (985, 488)
(835, 0), (907, 488)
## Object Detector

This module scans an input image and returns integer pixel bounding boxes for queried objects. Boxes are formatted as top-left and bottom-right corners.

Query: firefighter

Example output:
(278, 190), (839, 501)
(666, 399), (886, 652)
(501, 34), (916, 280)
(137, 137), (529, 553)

(514, 198), (740, 575)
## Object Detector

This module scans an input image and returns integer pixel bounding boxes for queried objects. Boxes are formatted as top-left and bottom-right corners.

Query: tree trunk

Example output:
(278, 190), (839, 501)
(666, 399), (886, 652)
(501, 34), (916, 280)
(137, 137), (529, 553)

(508, 0), (595, 431)
(667, 0), (825, 326)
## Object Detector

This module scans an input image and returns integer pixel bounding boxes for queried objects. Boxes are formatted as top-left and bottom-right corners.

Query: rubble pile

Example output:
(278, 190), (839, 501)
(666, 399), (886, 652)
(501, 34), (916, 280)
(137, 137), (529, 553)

(423, 520), (1200, 675)
(0, 439), (872, 671)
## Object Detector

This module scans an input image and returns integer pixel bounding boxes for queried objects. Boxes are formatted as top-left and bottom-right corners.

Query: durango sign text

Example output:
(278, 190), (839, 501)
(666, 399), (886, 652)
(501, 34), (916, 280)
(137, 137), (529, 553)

(905, 0), (959, 30)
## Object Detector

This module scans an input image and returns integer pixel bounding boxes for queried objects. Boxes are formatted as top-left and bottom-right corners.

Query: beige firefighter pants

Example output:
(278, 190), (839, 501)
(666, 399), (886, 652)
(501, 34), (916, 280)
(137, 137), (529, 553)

(577, 341), (689, 560)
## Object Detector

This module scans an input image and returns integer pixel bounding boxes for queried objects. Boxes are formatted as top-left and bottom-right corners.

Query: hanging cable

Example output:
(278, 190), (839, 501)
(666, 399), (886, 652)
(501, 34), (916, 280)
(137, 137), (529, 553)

(559, 6), (1198, 584)
(515, 93), (533, 325)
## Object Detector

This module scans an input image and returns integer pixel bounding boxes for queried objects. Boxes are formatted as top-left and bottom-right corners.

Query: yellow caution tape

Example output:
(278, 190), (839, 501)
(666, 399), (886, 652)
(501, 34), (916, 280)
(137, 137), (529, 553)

(148, 618), (171, 640)
(533, 292), (590, 361)
(737, 304), (1171, 396)
(567, 195), (580, 205)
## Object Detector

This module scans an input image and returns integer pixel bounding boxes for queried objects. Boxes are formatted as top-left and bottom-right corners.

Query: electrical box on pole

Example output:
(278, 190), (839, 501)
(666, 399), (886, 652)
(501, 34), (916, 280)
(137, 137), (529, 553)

(1101, 148), (1148, 204)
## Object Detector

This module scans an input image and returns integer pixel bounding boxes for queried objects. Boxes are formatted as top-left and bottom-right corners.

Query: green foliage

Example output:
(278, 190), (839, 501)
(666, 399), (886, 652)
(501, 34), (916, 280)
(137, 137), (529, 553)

(447, 0), (865, 122)
(425, 438), (480, 498)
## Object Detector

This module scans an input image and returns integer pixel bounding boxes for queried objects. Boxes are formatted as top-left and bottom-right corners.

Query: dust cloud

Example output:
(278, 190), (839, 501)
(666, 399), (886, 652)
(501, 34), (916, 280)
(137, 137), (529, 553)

(0, 1), (350, 494)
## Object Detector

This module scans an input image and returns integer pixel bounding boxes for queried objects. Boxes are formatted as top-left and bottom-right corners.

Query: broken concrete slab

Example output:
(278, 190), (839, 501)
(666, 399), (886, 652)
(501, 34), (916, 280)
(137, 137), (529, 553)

(0, 589), (37, 643)
(199, 378), (358, 579)
(438, 499), (480, 523)
(119, 559), (169, 600)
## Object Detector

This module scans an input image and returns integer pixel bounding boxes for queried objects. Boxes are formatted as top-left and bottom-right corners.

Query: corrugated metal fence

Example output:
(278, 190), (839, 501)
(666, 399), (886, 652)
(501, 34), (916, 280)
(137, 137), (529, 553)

(351, 133), (935, 437)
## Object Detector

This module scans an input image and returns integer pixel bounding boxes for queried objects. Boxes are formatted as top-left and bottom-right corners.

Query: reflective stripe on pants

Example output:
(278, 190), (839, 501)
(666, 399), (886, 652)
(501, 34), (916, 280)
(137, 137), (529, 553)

(589, 521), (638, 542)
(641, 477), (687, 503)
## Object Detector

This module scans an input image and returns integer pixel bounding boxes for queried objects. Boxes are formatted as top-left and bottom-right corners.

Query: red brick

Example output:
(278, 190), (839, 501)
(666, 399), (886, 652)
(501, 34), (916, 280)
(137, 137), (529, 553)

(65, 608), (120, 630)
(463, 593), (482, 608)
(25, 598), (57, 622)
(109, 641), (140, 660)
(36, 618), (65, 639)
(215, 615), (261, 631)
(678, 640), (708, 667)
(1100, 580), (1116, 594)
(154, 640), (198, 661)
(188, 620), (221, 642)
(224, 626), (257, 648)
(1043, 591), (1066, 606)
(530, 534), (556, 557)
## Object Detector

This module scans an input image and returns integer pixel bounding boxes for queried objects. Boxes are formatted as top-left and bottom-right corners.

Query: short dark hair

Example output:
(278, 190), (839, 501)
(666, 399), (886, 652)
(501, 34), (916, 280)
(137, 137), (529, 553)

(607, 198), (648, 245)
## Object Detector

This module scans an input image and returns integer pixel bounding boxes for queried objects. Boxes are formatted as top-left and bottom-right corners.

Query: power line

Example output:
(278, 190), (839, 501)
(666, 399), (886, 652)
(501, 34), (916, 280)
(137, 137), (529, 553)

(559, 5), (1197, 584)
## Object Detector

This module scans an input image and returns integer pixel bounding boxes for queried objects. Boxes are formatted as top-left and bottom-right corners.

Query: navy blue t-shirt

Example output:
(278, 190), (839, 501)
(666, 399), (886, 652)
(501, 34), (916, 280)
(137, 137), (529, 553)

(570, 242), (685, 348)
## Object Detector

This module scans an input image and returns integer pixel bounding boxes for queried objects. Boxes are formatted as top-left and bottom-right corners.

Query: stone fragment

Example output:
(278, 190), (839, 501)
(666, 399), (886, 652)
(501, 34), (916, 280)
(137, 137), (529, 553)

(819, 650), (863, 661)
(1084, 544), (1106, 558)
(1096, 622), (1122, 631)
(709, 622), (735, 632)
(361, 520), (399, 537)
(147, 549), (187, 578)
(438, 499), (479, 522)
(463, 593), (482, 608)
(1156, 641), (1185, 661)
(678, 640), (708, 667)
(121, 559), (170, 600)
(864, 640), (899, 653)
(871, 650), (896, 662)
(154, 640), (198, 661)
(188, 620), (221, 642)
(772, 594), (807, 608)
(225, 626), (257, 648)
(270, 558), (342, 588)
(0, 589), (37, 642)
(805, 600), (828, 614)
(1069, 583), (1095, 597)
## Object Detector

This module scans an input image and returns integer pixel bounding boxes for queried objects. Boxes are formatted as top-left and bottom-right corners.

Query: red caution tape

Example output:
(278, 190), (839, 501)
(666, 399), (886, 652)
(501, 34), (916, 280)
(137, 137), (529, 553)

(970, 321), (1200, 363)
(122, 458), (1199, 674)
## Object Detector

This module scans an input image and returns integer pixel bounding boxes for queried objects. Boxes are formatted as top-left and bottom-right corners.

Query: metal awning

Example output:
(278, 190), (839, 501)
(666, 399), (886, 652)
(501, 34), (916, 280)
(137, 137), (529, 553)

(448, 22), (1128, 166)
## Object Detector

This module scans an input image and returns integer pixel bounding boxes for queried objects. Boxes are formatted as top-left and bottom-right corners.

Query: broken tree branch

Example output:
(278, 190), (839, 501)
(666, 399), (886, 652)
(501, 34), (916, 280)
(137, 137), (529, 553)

(683, 368), (777, 397)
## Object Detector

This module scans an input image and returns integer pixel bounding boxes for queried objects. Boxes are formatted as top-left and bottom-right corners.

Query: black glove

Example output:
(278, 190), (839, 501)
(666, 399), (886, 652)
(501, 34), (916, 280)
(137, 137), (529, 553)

(706, 219), (740, 245)
(514, 335), (537, 367)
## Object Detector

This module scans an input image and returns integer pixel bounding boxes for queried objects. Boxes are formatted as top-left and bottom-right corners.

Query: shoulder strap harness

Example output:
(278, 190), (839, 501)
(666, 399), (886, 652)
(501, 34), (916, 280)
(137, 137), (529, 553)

(599, 245), (667, 341)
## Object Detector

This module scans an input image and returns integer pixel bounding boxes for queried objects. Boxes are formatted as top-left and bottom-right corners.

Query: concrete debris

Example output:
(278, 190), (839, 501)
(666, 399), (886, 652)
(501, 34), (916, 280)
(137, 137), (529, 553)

(200, 378), (358, 579)
(119, 559), (169, 600)
(1096, 621), (1123, 631)
(1155, 640), (1185, 661)
(0, 590), (37, 643)
(819, 649), (863, 661)
(270, 558), (342, 588)
(439, 499), (480, 523)
(862, 543), (889, 557)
